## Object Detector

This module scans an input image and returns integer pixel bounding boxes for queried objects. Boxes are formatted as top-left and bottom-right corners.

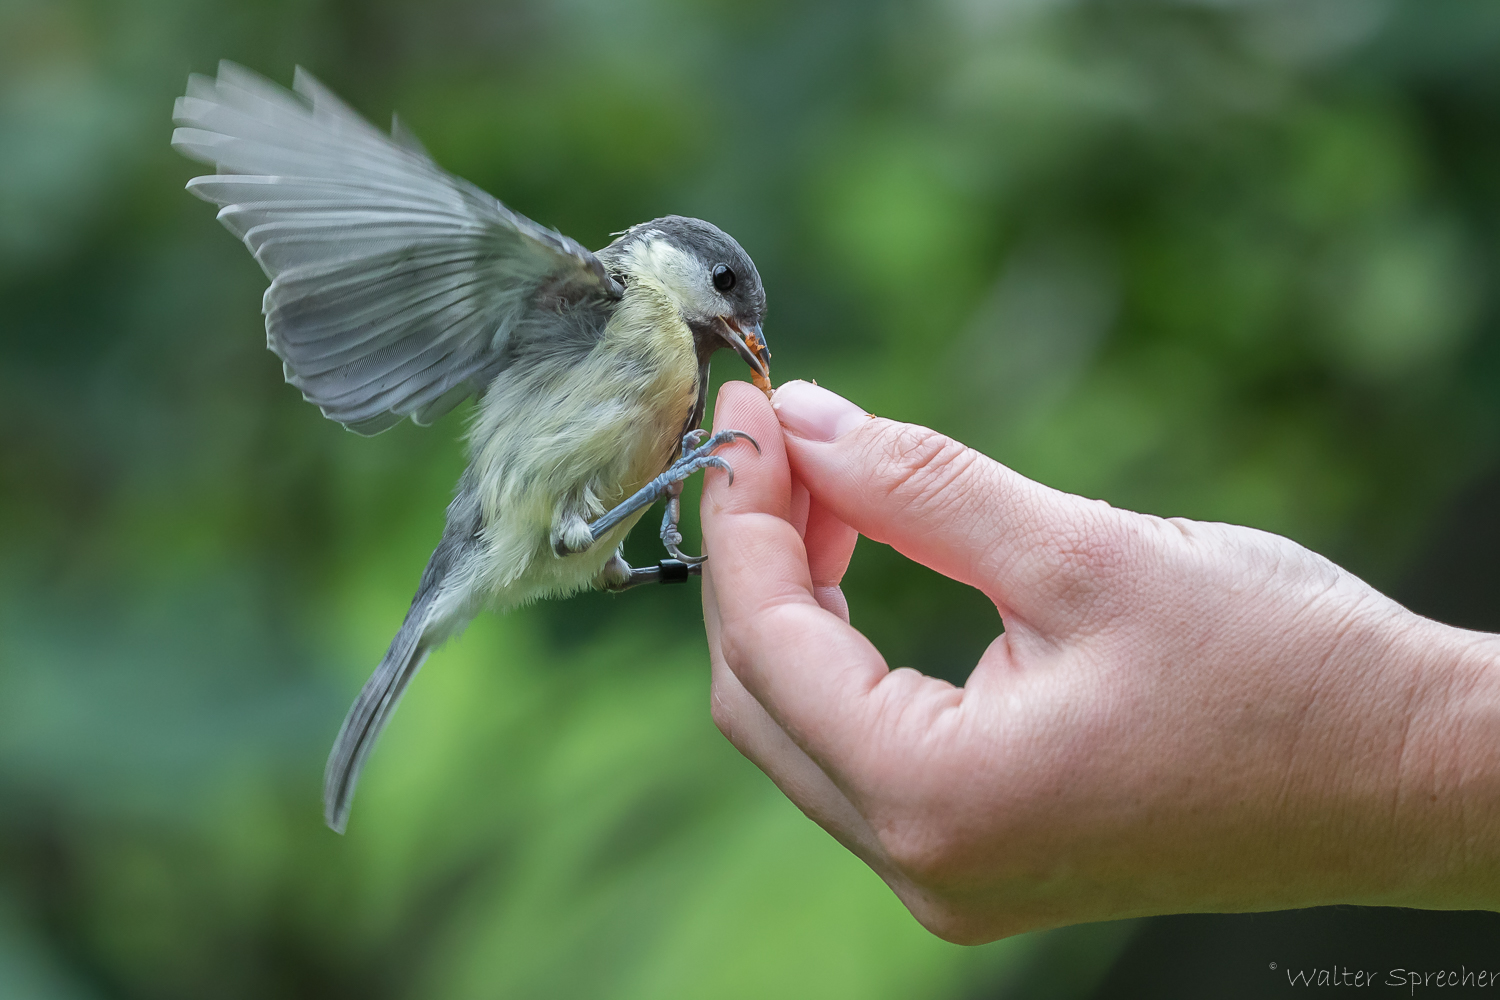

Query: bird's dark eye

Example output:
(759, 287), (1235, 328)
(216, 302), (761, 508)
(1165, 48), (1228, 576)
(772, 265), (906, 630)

(712, 263), (736, 292)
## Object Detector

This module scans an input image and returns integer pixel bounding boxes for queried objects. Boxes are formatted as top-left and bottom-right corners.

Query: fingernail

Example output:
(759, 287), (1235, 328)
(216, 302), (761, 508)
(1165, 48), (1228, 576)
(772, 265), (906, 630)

(772, 380), (868, 441)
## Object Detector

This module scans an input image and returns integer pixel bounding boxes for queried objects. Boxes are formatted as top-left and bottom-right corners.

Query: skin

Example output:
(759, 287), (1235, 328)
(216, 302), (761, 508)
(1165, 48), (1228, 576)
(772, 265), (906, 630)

(699, 378), (1500, 944)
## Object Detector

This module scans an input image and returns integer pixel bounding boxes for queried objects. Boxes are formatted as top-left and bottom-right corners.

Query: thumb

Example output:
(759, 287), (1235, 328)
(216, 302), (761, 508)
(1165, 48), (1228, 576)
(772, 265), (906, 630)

(772, 380), (1117, 623)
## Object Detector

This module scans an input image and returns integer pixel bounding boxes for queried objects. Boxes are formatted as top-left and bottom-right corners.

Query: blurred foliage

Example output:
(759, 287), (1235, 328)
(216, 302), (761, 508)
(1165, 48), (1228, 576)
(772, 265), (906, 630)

(2, 0), (1500, 997)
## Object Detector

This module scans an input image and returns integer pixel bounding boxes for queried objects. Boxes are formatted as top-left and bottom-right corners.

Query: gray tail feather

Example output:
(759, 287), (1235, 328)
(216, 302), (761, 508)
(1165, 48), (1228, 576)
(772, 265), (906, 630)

(324, 467), (479, 833)
(322, 596), (435, 833)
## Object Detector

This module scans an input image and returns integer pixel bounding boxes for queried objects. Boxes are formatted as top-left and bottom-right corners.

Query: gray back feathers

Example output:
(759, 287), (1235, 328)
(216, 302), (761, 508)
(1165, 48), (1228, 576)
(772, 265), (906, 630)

(173, 62), (622, 434)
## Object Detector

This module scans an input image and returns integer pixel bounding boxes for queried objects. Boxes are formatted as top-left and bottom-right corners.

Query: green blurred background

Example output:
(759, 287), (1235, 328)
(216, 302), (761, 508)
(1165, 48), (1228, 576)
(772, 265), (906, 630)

(4, 0), (1500, 997)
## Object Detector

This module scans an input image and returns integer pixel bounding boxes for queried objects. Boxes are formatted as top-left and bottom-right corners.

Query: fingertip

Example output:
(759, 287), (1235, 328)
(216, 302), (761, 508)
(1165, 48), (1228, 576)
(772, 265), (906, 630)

(713, 379), (774, 428)
(711, 381), (782, 464)
(704, 380), (789, 519)
(772, 380), (869, 442)
(812, 584), (850, 623)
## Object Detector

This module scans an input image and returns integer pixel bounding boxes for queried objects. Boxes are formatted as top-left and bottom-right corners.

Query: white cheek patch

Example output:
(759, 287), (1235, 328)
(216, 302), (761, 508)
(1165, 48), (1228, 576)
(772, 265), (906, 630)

(626, 238), (717, 315)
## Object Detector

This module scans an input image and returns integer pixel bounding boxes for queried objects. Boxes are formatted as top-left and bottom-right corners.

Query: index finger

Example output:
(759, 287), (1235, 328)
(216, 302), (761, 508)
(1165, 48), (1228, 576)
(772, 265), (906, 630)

(701, 381), (961, 787)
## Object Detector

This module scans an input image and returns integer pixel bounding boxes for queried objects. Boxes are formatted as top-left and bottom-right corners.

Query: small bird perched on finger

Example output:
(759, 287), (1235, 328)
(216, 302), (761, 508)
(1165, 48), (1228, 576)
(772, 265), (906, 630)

(171, 62), (773, 833)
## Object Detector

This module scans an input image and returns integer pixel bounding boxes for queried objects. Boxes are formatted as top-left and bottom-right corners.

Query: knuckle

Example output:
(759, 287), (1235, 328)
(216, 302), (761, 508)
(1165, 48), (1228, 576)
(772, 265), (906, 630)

(715, 614), (757, 678)
(1028, 507), (1131, 612)
(867, 423), (979, 517)
(906, 899), (992, 946)
(708, 683), (735, 739)
(714, 597), (794, 684)
(877, 815), (967, 888)
(877, 824), (999, 943)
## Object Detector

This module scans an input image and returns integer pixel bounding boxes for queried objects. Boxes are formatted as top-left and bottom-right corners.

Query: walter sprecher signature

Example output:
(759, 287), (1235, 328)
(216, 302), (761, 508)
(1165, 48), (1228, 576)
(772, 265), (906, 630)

(1274, 964), (1500, 995)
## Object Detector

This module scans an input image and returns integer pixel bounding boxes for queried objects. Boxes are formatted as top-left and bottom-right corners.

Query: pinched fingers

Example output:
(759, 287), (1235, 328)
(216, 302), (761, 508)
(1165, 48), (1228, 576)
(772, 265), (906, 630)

(700, 384), (884, 768)
(700, 383), (962, 794)
(773, 380), (1132, 637)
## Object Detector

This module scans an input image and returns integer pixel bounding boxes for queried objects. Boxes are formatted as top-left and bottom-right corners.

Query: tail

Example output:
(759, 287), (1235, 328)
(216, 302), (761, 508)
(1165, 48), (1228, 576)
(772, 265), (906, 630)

(323, 474), (481, 833)
(322, 595), (436, 833)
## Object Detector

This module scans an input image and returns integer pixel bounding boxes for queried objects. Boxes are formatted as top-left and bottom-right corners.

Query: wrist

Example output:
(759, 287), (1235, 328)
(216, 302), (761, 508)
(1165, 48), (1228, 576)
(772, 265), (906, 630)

(1393, 616), (1500, 908)
(1226, 589), (1500, 914)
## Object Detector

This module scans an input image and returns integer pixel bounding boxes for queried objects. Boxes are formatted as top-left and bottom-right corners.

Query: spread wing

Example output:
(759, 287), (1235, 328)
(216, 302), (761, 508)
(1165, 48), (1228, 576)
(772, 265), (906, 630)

(172, 62), (622, 435)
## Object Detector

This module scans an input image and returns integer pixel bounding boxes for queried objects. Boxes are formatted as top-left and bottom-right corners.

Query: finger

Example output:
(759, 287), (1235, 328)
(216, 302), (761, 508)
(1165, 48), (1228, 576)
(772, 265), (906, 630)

(702, 567), (888, 865)
(701, 382), (960, 784)
(771, 379), (1117, 632)
(803, 487), (856, 623)
(789, 477), (811, 538)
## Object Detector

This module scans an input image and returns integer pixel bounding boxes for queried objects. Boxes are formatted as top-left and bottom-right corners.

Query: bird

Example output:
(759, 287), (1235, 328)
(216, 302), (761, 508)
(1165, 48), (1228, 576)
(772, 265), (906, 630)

(171, 62), (772, 833)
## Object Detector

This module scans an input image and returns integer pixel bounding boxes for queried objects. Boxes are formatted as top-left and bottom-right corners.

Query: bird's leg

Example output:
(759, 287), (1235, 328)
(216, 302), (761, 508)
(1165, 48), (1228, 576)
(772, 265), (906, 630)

(597, 551), (702, 592)
(658, 480), (705, 565)
(554, 429), (759, 558)
(655, 429), (712, 564)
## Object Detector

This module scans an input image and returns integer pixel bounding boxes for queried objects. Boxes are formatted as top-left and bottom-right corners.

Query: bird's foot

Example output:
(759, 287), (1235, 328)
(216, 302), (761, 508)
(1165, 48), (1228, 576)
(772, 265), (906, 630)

(671, 428), (759, 488)
(554, 428), (759, 557)
(654, 429), (759, 562)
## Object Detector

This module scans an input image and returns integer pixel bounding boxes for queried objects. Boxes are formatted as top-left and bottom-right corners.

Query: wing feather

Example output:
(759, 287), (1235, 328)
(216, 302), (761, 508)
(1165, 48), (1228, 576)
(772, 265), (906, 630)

(173, 61), (620, 433)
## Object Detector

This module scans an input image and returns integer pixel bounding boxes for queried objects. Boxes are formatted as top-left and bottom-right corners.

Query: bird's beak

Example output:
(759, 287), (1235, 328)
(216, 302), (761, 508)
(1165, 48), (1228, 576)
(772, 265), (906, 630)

(716, 317), (771, 380)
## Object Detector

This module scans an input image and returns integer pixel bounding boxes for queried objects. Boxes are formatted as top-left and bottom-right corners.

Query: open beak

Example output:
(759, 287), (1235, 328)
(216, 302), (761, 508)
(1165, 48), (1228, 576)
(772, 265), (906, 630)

(716, 317), (771, 379)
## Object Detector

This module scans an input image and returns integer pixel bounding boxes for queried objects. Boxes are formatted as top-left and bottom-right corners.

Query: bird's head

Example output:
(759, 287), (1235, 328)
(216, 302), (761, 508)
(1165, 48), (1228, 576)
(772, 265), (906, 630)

(601, 216), (770, 382)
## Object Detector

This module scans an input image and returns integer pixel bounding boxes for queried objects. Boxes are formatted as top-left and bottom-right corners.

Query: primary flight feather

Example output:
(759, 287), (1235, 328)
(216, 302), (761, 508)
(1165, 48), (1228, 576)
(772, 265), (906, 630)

(172, 62), (771, 832)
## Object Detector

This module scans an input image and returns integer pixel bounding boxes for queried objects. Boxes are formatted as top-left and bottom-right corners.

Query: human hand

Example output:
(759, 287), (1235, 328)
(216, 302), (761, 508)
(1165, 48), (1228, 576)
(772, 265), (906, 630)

(700, 379), (1500, 943)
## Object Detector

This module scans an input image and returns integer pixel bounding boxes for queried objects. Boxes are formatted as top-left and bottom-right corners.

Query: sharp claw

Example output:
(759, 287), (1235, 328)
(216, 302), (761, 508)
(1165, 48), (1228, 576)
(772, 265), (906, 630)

(702, 429), (758, 455)
(681, 429), (760, 462)
(706, 455), (734, 486)
(665, 538), (708, 564)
